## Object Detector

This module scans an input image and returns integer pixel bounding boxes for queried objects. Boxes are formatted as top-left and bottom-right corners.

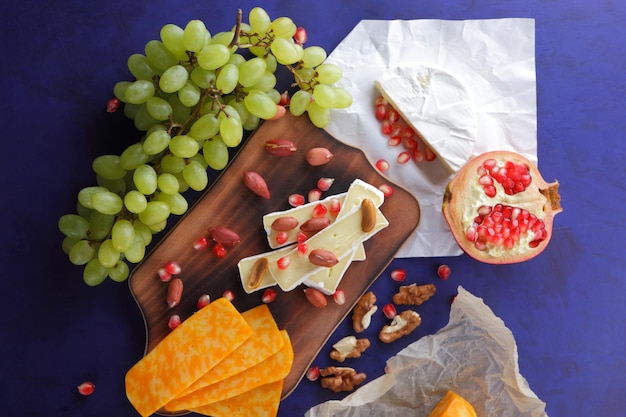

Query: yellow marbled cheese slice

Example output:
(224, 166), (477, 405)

(191, 380), (284, 417)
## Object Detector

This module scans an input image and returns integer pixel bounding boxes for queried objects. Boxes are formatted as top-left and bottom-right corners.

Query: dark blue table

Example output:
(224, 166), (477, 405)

(2, 1), (624, 416)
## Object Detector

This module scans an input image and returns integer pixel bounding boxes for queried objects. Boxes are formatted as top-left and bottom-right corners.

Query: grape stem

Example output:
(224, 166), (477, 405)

(229, 9), (243, 49)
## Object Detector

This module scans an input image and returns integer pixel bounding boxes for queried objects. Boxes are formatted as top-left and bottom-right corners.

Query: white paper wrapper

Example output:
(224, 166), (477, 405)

(324, 19), (537, 258)
(306, 287), (548, 417)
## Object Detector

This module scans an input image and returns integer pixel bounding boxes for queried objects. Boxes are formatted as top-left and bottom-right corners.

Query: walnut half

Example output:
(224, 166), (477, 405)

(319, 366), (367, 392)
(352, 291), (377, 333)
(329, 336), (370, 362)
(392, 283), (436, 305)
(378, 310), (422, 343)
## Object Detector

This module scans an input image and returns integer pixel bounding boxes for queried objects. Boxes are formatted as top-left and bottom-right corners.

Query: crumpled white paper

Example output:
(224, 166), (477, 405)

(324, 19), (537, 258)
(306, 287), (548, 417)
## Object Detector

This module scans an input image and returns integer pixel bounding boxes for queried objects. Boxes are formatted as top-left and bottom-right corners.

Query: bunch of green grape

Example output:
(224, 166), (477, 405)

(58, 7), (352, 286)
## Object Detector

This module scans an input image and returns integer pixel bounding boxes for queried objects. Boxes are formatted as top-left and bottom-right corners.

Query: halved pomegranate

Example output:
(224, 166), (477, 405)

(442, 151), (562, 264)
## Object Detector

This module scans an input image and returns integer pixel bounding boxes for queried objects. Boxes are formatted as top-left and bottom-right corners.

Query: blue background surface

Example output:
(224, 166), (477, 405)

(1, 0), (624, 416)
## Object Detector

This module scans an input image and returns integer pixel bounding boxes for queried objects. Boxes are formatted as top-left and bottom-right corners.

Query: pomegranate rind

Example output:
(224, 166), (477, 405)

(442, 150), (562, 264)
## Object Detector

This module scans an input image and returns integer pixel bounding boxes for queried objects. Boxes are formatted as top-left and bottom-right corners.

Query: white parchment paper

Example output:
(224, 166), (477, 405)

(324, 19), (537, 258)
(306, 287), (548, 417)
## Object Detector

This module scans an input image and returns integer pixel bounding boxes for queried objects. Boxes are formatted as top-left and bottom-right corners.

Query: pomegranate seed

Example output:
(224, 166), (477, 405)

(387, 109), (400, 123)
(437, 264), (451, 280)
(424, 146), (437, 161)
(306, 366), (320, 381)
(329, 198), (341, 214)
(403, 137), (418, 151)
(279, 90), (290, 106)
(275, 231), (288, 245)
(277, 256), (291, 270)
(388, 135), (402, 146)
(213, 242), (227, 258)
(317, 177), (334, 192)
(297, 242), (308, 256)
(374, 96), (387, 106)
(381, 120), (393, 135)
(400, 127), (415, 138)
(412, 149), (424, 162)
(164, 261), (181, 275)
(196, 294), (211, 309)
(374, 104), (388, 121)
(483, 185), (497, 198)
(294, 26), (308, 45)
(308, 189), (322, 202)
(77, 381), (95, 396)
(397, 151), (411, 164)
(168, 314), (181, 329)
(390, 269), (406, 282)
(382, 303), (397, 319)
(262, 288), (277, 303)
(193, 236), (209, 250)
(296, 231), (308, 243)
(157, 268), (172, 283)
(333, 289), (346, 305)
(106, 98), (120, 113)
(288, 193), (305, 207)
(223, 290), (235, 301)
(312, 203), (328, 217)
(375, 159), (390, 172)
(378, 183), (394, 197)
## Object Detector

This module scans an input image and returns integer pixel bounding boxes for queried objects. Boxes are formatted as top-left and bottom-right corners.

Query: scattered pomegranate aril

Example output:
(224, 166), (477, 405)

(106, 98), (120, 113)
(277, 256), (291, 270)
(157, 268), (172, 283)
(213, 242), (227, 258)
(296, 231), (308, 243)
(388, 135), (402, 146)
(382, 303), (397, 319)
(317, 177), (334, 192)
(378, 183), (394, 197)
(390, 269), (406, 282)
(168, 314), (181, 330)
(262, 288), (277, 304)
(333, 289), (346, 305)
(306, 366), (321, 381)
(297, 242), (308, 256)
(329, 198), (341, 214)
(312, 203), (328, 217)
(279, 91), (290, 106)
(288, 193), (305, 207)
(275, 231), (288, 245)
(193, 236), (209, 250)
(164, 261), (181, 275)
(437, 264), (451, 280)
(375, 159), (390, 172)
(397, 151), (411, 164)
(294, 26), (308, 45)
(223, 290), (235, 301)
(381, 120), (394, 135)
(424, 146), (437, 161)
(77, 381), (95, 396)
(375, 104), (388, 121)
(308, 189), (322, 202)
(196, 294), (211, 309)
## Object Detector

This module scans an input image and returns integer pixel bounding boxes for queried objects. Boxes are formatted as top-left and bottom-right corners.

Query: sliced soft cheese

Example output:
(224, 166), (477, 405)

(374, 65), (477, 173)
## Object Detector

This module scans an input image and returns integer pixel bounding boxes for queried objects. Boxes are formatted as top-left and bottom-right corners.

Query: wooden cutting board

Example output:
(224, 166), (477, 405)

(128, 112), (421, 406)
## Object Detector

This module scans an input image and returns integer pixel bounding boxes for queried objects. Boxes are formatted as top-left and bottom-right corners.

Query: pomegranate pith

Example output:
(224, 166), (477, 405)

(442, 150), (562, 264)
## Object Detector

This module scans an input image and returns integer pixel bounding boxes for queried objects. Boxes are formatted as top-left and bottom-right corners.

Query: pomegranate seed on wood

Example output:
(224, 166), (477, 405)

(223, 290), (235, 301)
(333, 289), (346, 305)
(196, 294), (211, 309)
(262, 288), (277, 304)
(168, 314), (181, 329)
(288, 193), (305, 207)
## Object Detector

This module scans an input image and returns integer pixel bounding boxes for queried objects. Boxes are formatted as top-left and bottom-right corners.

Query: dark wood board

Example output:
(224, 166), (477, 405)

(127, 112), (421, 408)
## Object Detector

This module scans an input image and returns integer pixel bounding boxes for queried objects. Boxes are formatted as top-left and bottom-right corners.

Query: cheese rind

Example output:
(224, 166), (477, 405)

(124, 298), (253, 417)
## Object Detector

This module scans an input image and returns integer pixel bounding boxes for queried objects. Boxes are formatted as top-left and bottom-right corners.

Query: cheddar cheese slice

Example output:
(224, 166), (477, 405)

(178, 303), (284, 397)
(165, 330), (293, 412)
(125, 298), (253, 417)
(191, 379), (284, 417)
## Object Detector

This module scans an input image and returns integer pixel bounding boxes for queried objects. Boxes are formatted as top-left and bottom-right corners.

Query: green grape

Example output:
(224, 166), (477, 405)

(160, 154), (186, 173)
(243, 114), (260, 131)
(157, 172), (180, 194)
(127, 54), (155, 80)
(143, 129), (171, 155)
(124, 190), (148, 213)
(69, 240), (96, 265)
(226, 99), (250, 124)
(125, 80), (155, 104)
(209, 31), (236, 49)
(133, 164), (158, 195)
(76, 201), (93, 219)
(219, 105), (241, 122)
(62, 236), (79, 254)
(144, 40), (178, 71)
(182, 160), (208, 191)
(108, 260), (130, 282)
(159, 65), (189, 93)
(124, 235), (146, 263)
(188, 153), (208, 169)
(59, 214), (90, 239)
(78, 186), (108, 209)
(203, 136), (229, 170)
(156, 192), (188, 215)
(197, 44), (231, 70)
(147, 220), (167, 233)
(133, 104), (159, 131)
(307, 101), (331, 128)
(111, 219), (135, 252)
(301, 46), (327, 68)
(113, 81), (131, 102)
(289, 90), (311, 116)
(312, 84), (336, 109)
(249, 7), (271, 34)
(190, 67), (216, 89)
(119, 143), (150, 170)
(168, 95), (192, 124)
(189, 114), (220, 141)
(123, 102), (140, 119)
(145, 96), (172, 120)
(219, 116), (243, 147)
(243, 71), (276, 93)
(138, 201), (170, 226)
(98, 239), (120, 268)
(264, 54), (278, 73)
(183, 20), (210, 53)
(96, 175), (126, 195)
(174, 171), (190, 193)
(88, 211), (115, 241)
(238, 57), (266, 88)
(92, 155), (126, 180)
(270, 38), (301, 65)
(244, 90), (278, 119)
(215, 63), (239, 94)
(169, 135), (199, 158)
(295, 67), (315, 84)
(160, 24), (187, 58)
(315, 63), (343, 84)
(270, 17), (296, 38)
(178, 80), (201, 107)
(266, 88), (281, 104)
(228, 53), (246, 66)
(83, 258), (108, 286)
(91, 190), (123, 215)
(133, 220), (153, 245)
(333, 86), (353, 108)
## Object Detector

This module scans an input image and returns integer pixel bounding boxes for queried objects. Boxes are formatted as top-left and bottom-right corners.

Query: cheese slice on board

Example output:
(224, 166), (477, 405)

(177, 304), (284, 397)
(374, 65), (477, 172)
(165, 330), (294, 412)
(125, 298), (253, 417)
(191, 379), (284, 417)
